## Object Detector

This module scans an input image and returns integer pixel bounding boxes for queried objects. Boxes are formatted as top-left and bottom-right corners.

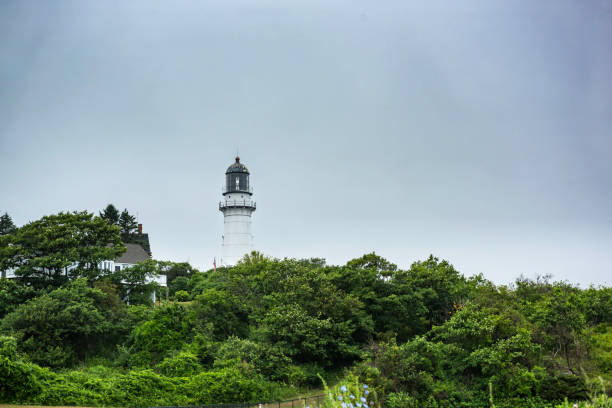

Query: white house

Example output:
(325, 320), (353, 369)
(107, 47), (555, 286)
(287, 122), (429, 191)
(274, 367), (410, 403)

(98, 240), (167, 303)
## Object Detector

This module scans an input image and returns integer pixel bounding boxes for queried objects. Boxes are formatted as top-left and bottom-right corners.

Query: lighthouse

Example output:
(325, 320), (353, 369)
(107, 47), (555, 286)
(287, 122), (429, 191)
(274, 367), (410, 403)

(219, 156), (256, 266)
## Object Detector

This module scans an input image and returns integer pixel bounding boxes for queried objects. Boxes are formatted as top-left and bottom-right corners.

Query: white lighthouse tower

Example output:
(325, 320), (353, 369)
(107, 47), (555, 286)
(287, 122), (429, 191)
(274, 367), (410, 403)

(219, 156), (256, 266)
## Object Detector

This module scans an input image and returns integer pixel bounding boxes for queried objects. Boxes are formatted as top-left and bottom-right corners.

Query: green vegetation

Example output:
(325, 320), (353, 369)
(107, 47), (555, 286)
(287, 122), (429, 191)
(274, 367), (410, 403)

(0, 210), (611, 407)
(100, 204), (139, 235)
(0, 211), (125, 287)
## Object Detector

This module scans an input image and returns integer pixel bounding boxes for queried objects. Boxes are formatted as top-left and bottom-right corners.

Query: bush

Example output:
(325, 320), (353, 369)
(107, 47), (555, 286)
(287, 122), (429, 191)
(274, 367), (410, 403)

(0, 279), (128, 367)
(191, 289), (249, 340)
(128, 303), (191, 367)
(157, 351), (202, 377)
(170, 277), (190, 298)
(175, 290), (190, 301)
(386, 392), (419, 408)
(182, 366), (284, 404)
(0, 336), (45, 402)
(540, 374), (588, 402)
(213, 336), (298, 383)
(1, 345), (285, 407)
(0, 279), (40, 319)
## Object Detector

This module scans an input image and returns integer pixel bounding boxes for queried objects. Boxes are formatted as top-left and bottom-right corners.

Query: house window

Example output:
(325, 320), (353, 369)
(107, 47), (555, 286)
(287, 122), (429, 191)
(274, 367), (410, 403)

(115, 266), (120, 272)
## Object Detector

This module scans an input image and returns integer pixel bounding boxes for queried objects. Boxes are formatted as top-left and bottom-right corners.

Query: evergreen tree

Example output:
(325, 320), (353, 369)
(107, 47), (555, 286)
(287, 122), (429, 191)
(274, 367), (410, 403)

(0, 212), (17, 236)
(99, 204), (120, 225)
(5, 211), (125, 286)
(119, 209), (138, 234)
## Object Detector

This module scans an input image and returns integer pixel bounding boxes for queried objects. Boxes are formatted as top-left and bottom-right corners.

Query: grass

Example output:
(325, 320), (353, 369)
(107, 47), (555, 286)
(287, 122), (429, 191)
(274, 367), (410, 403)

(0, 406), (94, 408)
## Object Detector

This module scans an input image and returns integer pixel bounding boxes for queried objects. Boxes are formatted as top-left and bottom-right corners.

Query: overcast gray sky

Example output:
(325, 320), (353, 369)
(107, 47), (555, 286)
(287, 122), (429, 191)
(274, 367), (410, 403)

(1, 0), (611, 285)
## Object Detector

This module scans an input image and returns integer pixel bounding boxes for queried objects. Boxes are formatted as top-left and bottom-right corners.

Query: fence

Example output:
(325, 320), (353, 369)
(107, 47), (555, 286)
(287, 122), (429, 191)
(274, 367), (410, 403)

(151, 394), (326, 408)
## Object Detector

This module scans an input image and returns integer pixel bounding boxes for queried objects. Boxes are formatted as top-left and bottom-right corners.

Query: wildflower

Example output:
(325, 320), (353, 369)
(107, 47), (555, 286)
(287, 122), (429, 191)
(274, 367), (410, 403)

(365, 391), (369, 396)
(338, 396), (343, 401)
(341, 403), (346, 408)
(340, 385), (347, 393)
(360, 397), (366, 403)
(356, 404), (362, 407)
(364, 404), (369, 408)
(348, 404), (354, 408)
(363, 385), (368, 389)
(350, 395), (355, 400)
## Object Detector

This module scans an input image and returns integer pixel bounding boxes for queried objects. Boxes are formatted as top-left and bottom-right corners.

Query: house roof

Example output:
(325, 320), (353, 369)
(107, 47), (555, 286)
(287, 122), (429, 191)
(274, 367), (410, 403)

(121, 233), (151, 255)
(115, 243), (151, 265)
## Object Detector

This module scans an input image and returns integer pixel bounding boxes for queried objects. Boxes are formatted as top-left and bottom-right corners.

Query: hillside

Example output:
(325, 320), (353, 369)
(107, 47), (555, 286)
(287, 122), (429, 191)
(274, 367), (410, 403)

(1, 250), (611, 407)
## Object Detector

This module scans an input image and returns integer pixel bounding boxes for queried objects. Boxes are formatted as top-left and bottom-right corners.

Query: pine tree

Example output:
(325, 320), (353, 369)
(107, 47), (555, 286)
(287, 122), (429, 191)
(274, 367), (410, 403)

(0, 212), (17, 235)
(99, 204), (120, 225)
(119, 209), (137, 234)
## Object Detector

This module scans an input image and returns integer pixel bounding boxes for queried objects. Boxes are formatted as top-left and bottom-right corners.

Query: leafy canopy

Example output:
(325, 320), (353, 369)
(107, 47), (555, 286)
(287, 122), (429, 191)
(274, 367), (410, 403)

(0, 212), (17, 236)
(1, 211), (125, 287)
(99, 204), (120, 225)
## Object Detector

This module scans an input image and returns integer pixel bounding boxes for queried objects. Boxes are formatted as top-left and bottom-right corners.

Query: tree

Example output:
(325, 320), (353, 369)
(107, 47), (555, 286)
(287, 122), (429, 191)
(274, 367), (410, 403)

(0, 279), (40, 319)
(0, 215), (16, 279)
(119, 209), (137, 234)
(237, 250), (269, 265)
(169, 276), (190, 298)
(128, 303), (191, 366)
(112, 259), (161, 306)
(329, 254), (425, 341)
(346, 252), (397, 278)
(0, 213), (18, 278)
(191, 288), (249, 340)
(404, 255), (470, 329)
(0, 212), (17, 236)
(3, 211), (125, 286)
(99, 204), (120, 225)
(0, 279), (128, 367)
(527, 283), (586, 374)
(161, 261), (197, 284)
(582, 286), (612, 325)
(255, 303), (335, 363)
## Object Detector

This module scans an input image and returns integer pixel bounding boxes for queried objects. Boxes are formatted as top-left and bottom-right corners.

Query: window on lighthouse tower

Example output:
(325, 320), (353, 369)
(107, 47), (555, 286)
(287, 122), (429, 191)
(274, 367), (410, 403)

(235, 176), (239, 190)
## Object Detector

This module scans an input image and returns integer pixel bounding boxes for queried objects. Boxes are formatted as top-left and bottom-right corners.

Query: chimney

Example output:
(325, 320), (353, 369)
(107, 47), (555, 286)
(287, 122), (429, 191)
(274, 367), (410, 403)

(138, 223), (143, 235)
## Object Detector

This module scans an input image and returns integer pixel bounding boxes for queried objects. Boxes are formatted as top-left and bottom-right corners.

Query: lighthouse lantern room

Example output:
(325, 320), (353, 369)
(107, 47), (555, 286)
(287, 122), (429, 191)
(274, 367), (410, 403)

(219, 156), (256, 265)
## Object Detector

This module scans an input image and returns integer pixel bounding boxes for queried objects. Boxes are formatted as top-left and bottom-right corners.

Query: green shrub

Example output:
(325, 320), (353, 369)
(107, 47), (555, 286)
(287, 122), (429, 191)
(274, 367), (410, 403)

(213, 336), (295, 382)
(182, 365), (283, 404)
(540, 374), (588, 402)
(175, 290), (190, 301)
(157, 351), (202, 377)
(386, 392), (419, 408)
(192, 289), (249, 340)
(170, 277), (190, 297)
(128, 303), (191, 367)
(590, 324), (612, 374)
(0, 279), (129, 368)
(0, 334), (17, 359)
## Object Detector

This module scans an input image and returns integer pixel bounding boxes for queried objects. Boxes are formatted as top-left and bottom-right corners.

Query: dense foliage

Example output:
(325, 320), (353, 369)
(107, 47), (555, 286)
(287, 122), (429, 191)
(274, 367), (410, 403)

(0, 211), (125, 286)
(0, 210), (610, 407)
(100, 204), (139, 234)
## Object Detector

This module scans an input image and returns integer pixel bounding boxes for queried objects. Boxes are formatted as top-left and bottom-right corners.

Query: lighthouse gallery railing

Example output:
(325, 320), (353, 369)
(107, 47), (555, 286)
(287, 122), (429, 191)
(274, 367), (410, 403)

(219, 200), (256, 210)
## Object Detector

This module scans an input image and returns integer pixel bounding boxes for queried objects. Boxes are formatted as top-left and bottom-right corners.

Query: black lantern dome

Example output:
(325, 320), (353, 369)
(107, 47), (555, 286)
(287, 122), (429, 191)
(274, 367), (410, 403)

(226, 156), (249, 174)
(224, 156), (251, 195)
